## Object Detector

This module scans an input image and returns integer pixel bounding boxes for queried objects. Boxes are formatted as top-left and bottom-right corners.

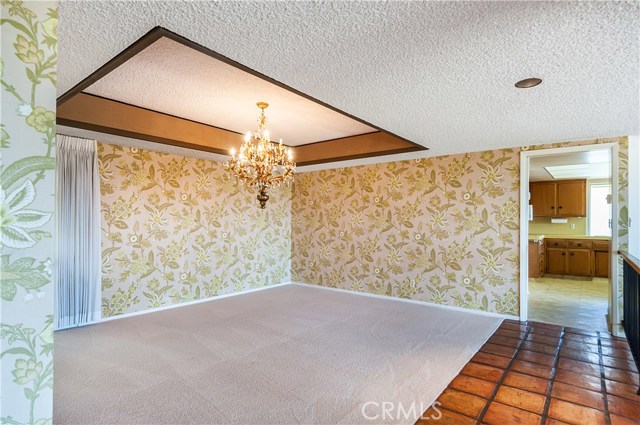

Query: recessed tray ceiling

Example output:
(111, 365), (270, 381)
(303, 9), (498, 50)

(57, 27), (425, 165)
(83, 37), (374, 146)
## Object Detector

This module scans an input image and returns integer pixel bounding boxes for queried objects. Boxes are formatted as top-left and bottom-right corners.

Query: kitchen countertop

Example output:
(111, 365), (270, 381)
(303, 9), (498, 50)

(544, 235), (611, 241)
(528, 234), (611, 242)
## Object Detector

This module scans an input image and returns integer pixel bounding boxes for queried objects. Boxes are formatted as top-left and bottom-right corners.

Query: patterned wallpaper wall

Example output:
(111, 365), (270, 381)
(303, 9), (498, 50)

(1, 1), (58, 422)
(292, 137), (628, 317)
(98, 143), (291, 317)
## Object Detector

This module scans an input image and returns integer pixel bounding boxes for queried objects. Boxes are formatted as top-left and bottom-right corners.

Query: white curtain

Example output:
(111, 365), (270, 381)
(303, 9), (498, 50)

(55, 135), (101, 328)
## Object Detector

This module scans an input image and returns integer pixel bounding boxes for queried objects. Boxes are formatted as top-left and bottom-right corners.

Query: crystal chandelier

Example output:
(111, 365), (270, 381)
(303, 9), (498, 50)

(224, 102), (296, 208)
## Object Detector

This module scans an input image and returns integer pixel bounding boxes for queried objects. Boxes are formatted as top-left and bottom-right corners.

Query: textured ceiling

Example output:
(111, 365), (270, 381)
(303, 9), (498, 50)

(83, 37), (375, 146)
(58, 1), (639, 157)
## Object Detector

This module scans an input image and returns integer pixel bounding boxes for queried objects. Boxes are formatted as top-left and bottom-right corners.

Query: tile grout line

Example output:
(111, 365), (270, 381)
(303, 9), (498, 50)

(597, 330), (613, 425)
(428, 321), (635, 425)
(474, 324), (533, 425)
(539, 325), (565, 425)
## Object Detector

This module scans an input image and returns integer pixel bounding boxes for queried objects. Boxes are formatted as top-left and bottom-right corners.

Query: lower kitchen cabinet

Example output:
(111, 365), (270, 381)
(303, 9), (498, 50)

(528, 240), (545, 278)
(546, 247), (567, 274)
(594, 251), (609, 278)
(567, 249), (591, 276)
(544, 238), (609, 278)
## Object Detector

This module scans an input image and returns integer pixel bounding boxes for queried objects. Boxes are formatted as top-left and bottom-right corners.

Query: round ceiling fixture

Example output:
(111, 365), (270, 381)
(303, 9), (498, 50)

(515, 77), (542, 88)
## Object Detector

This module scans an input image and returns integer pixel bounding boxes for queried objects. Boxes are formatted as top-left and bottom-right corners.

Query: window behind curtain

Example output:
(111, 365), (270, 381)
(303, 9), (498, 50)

(588, 183), (612, 236)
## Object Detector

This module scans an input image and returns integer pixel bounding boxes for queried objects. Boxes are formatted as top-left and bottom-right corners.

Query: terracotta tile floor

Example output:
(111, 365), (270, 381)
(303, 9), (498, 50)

(528, 276), (609, 332)
(417, 320), (639, 425)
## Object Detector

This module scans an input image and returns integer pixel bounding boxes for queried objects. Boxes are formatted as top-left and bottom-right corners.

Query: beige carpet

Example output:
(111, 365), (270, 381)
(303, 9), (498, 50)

(54, 284), (501, 424)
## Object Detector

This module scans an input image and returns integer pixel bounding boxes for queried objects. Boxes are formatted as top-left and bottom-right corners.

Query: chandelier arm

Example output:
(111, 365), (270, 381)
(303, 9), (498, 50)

(223, 102), (295, 208)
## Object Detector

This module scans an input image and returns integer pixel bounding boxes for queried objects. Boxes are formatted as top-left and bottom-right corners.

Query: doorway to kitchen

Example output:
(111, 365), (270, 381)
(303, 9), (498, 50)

(519, 144), (619, 333)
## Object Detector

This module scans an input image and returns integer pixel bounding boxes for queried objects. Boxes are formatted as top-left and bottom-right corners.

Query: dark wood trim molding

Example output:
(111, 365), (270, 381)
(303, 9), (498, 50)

(57, 119), (232, 156)
(77, 93), (246, 137)
(296, 146), (422, 167)
(57, 93), (244, 155)
(57, 29), (166, 106)
(294, 132), (423, 166)
(620, 250), (640, 275)
(57, 93), (423, 164)
(56, 26), (426, 153)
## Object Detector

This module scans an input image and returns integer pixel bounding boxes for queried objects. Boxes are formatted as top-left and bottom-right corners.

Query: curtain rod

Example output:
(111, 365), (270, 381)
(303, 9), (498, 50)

(56, 133), (91, 138)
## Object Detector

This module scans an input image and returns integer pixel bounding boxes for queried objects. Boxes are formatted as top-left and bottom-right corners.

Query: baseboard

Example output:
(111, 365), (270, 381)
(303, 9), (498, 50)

(56, 280), (516, 331)
(289, 281), (518, 320)
(55, 281), (293, 331)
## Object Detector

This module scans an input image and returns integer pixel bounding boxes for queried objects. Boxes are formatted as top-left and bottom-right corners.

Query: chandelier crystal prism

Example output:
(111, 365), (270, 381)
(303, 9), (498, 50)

(224, 102), (296, 208)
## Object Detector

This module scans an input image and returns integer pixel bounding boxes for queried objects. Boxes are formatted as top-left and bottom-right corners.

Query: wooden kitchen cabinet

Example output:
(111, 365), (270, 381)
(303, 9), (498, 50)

(544, 238), (609, 278)
(557, 180), (587, 217)
(567, 249), (591, 275)
(593, 240), (610, 278)
(530, 182), (556, 218)
(528, 240), (545, 278)
(530, 179), (586, 217)
(546, 247), (567, 274)
(594, 251), (609, 277)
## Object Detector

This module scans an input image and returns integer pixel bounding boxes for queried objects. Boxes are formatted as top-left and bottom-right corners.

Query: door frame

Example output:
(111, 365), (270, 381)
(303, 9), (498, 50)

(519, 142), (619, 329)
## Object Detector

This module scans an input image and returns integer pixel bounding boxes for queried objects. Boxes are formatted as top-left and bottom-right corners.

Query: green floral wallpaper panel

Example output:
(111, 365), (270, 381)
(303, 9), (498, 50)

(292, 136), (628, 318)
(1, 0), (58, 423)
(98, 143), (291, 317)
(292, 149), (521, 315)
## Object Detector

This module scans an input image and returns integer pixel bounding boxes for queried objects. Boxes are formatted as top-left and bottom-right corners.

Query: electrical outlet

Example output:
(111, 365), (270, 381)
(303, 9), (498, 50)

(570, 223), (576, 230)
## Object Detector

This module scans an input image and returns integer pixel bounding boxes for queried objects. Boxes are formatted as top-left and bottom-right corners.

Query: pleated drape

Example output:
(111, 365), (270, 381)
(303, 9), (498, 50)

(55, 135), (101, 328)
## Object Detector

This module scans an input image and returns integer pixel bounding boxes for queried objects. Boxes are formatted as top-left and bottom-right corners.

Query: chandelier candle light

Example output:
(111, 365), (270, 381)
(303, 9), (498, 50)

(225, 102), (296, 208)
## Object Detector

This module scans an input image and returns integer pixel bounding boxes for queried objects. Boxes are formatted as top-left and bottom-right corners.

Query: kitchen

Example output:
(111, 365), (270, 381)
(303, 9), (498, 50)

(527, 148), (612, 332)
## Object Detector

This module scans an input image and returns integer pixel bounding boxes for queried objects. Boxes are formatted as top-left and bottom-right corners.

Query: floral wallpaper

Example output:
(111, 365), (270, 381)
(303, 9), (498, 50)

(292, 136), (629, 318)
(1, 1), (58, 423)
(292, 149), (521, 315)
(98, 143), (291, 317)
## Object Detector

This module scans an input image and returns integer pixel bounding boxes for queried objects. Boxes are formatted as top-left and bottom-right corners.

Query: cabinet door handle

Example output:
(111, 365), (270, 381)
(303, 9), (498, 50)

(570, 253), (574, 256)
(562, 252), (566, 256)
(551, 206), (555, 209)
(558, 206), (563, 209)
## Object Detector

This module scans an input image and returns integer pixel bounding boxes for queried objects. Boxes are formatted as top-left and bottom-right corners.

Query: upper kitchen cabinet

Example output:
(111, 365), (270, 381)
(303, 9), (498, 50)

(530, 179), (586, 217)
(556, 180), (587, 216)
(530, 181), (556, 217)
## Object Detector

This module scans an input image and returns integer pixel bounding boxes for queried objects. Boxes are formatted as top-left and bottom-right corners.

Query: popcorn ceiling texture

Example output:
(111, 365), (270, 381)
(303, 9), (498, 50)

(58, 1), (638, 157)
(84, 37), (375, 146)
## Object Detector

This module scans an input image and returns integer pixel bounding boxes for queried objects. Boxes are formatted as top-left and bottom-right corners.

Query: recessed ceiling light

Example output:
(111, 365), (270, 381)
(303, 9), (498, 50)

(515, 77), (542, 88)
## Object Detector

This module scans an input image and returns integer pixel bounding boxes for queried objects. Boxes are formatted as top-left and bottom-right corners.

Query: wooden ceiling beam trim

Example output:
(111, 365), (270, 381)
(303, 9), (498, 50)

(57, 93), (427, 165)
(57, 93), (244, 155)
(57, 26), (426, 152)
(293, 132), (425, 166)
